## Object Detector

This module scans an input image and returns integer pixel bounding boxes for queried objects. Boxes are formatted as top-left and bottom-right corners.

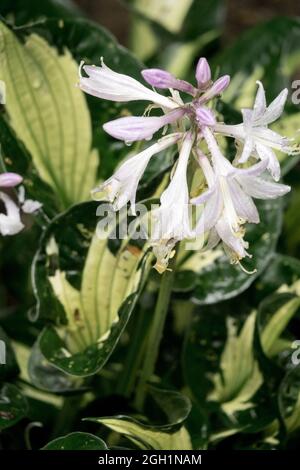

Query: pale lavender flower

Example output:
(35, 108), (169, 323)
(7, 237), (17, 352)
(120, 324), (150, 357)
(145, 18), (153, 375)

(196, 58), (211, 89)
(192, 127), (290, 264)
(79, 56), (292, 272)
(151, 132), (195, 273)
(91, 133), (181, 215)
(197, 75), (230, 104)
(141, 69), (196, 95)
(79, 57), (229, 147)
(214, 81), (299, 181)
(79, 59), (178, 109)
(103, 108), (186, 143)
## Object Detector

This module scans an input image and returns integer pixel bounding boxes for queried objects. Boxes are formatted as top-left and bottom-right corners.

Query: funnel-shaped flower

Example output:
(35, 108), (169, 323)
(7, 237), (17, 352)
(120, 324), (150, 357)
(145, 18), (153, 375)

(79, 59), (178, 109)
(151, 132), (195, 273)
(192, 128), (290, 263)
(92, 133), (181, 214)
(103, 108), (186, 143)
(214, 81), (298, 181)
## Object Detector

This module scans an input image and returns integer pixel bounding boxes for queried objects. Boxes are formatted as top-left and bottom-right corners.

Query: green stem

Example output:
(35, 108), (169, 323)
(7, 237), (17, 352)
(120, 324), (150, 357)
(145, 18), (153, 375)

(50, 395), (82, 439)
(116, 305), (151, 397)
(135, 255), (176, 410)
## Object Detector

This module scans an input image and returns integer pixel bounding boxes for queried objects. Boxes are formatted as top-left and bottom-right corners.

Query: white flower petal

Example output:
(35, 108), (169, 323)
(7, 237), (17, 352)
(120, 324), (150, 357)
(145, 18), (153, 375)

(202, 127), (233, 176)
(233, 159), (268, 178)
(158, 133), (194, 240)
(205, 228), (220, 251)
(242, 108), (254, 128)
(228, 179), (260, 223)
(257, 88), (288, 125)
(191, 185), (217, 205)
(255, 143), (281, 181)
(237, 175), (290, 199)
(196, 188), (222, 233)
(0, 192), (24, 236)
(252, 81), (267, 120)
(0, 172), (23, 188)
(214, 123), (245, 141)
(151, 133), (195, 273)
(216, 215), (249, 260)
(80, 61), (177, 109)
(238, 136), (254, 163)
(92, 134), (180, 213)
(22, 199), (42, 214)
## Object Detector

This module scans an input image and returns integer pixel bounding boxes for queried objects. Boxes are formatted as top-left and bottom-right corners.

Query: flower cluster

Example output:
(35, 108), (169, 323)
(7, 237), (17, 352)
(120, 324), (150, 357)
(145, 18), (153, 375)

(79, 57), (296, 273)
(0, 172), (41, 236)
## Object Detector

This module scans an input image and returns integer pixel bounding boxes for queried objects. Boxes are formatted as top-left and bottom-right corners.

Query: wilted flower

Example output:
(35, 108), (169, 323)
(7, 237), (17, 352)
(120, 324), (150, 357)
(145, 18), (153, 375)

(79, 57), (293, 273)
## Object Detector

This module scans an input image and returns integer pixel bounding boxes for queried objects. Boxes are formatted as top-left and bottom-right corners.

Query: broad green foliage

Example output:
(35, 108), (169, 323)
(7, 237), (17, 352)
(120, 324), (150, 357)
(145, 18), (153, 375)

(0, 1), (300, 453)
(184, 286), (300, 445)
(208, 311), (262, 416)
(0, 383), (28, 430)
(0, 22), (98, 208)
(32, 201), (151, 376)
(43, 432), (108, 450)
(217, 18), (300, 104)
(25, 17), (145, 180)
(127, 0), (224, 75)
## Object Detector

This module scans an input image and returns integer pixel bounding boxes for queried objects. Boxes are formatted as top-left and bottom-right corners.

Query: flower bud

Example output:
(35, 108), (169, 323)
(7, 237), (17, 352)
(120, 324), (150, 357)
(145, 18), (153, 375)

(0, 172), (23, 188)
(142, 69), (196, 95)
(196, 106), (216, 126)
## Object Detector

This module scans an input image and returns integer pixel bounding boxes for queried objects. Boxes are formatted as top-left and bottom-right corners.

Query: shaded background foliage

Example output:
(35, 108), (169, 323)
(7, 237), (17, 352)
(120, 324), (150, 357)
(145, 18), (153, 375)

(0, 0), (300, 451)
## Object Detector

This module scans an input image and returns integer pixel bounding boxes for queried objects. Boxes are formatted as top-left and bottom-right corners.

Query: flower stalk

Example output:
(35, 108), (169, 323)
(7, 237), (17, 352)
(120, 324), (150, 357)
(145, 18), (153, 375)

(135, 252), (177, 410)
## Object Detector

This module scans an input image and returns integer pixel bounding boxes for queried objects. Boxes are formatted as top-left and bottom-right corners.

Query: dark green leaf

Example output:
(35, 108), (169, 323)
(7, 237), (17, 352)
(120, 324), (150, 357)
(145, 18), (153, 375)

(0, 0), (81, 26)
(0, 327), (19, 381)
(22, 17), (145, 180)
(0, 113), (58, 218)
(0, 383), (28, 430)
(43, 432), (108, 450)
(85, 387), (192, 450)
(32, 201), (150, 376)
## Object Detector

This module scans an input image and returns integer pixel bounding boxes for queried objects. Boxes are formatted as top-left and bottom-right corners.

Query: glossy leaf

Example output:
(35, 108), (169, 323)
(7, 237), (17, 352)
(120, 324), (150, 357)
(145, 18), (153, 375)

(0, 113), (58, 218)
(279, 366), (300, 435)
(217, 18), (300, 105)
(183, 289), (300, 441)
(43, 432), (108, 450)
(32, 201), (150, 376)
(0, 21), (98, 208)
(0, 327), (19, 381)
(254, 254), (300, 301)
(94, 417), (191, 450)
(0, 383), (28, 430)
(86, 388), (192, 450)
(0, 0), (81, 26)
(25, 17), (145, 180)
